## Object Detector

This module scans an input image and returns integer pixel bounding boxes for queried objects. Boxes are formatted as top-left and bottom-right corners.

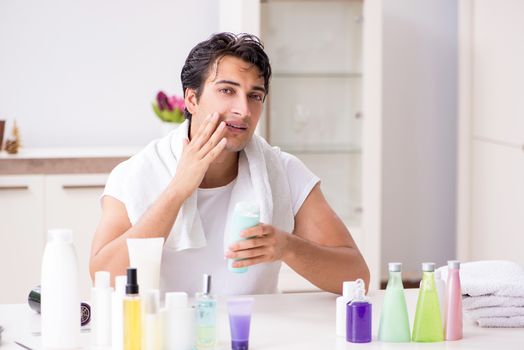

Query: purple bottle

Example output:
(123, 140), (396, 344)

(346, 279), (372, 343)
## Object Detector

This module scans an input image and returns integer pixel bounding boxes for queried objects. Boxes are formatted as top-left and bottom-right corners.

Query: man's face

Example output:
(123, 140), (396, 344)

(185, 55), (266, 153)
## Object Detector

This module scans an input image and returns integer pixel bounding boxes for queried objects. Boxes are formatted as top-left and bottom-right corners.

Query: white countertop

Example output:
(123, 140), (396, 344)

(0, 147), (140, 159)
(0, 289), (522, 349)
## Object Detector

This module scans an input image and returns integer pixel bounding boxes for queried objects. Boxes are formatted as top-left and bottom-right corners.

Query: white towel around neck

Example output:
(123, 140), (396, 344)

(110, 120), (294, 252)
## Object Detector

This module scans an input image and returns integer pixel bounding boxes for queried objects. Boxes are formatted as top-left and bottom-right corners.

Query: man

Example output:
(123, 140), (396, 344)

(90, 33), (369, 295)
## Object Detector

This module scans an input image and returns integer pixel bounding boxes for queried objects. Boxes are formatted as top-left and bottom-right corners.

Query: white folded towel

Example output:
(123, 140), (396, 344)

(439, 260), (524, 297)
(463, 295), (524, 310)
(105, 119), (294, 252)
(477, 316), (524, 328)
(466, 306), (524, 319)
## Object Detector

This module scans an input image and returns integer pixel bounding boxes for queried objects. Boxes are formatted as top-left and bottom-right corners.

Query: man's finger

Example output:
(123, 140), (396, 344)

(203, 137), (227, 164)
(192, 112), (220, 150)
(227, 247), (265, 260)
(240, 225), (267, 238)
(199, 121), (226, 156)
(233, 256), (266, 268)
(229, 236), (266, 251)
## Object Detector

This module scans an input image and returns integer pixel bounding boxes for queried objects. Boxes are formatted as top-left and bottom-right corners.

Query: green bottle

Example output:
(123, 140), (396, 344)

(378, 262), (411, 342)
(412, 262), (444, 342)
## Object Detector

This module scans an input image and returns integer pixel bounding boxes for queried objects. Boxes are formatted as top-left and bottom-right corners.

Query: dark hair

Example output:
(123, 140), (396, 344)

(180, 32), (272, 120)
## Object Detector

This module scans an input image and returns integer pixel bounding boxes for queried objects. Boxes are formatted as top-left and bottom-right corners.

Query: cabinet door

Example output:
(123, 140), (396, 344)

(0, 175), (45, 303)
(45, 174), (107, 300)
(470, 141), (524, 264)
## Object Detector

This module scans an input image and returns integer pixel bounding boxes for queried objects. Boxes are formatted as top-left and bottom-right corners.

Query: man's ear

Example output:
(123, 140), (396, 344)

(184, 88), (198, 115)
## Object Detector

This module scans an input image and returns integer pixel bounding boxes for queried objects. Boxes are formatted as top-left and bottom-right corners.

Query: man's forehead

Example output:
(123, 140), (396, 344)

(206, 56), (264, 84)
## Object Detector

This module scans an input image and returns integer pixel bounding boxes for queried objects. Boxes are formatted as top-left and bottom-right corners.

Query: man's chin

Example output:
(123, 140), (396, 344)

(224, 141), (247, 153)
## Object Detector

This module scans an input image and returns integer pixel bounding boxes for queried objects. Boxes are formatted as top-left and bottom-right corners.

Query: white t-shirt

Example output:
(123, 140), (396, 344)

(106, 151), (319, 296)
(160, 152), (319, 295)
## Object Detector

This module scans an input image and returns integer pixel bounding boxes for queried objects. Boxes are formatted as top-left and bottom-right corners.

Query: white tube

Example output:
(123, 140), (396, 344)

(112, 275), (127, 350)
(92, 271), (113, 347)
(126, 238), (164, 293)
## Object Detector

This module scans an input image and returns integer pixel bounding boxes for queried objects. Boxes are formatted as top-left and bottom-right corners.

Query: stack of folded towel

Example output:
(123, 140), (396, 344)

(439, 260), (524, 328)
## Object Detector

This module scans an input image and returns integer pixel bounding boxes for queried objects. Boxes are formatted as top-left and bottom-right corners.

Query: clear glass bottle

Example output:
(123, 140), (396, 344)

(378, 262), (411, 342)
(195, 274), (217, 349)
(412, 262), (444, 342)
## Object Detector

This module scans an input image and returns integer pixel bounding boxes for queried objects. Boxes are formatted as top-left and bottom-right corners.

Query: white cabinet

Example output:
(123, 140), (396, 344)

(458, 0), (524, 264)
(470, 141), (524, 261)
(0, 176), (45, 304)
(45, 174), (107, 301)
(0, 174), (107, 303)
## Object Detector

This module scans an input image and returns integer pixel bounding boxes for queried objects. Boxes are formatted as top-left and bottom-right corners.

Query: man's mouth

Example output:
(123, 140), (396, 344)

(225, 121), (248, 132)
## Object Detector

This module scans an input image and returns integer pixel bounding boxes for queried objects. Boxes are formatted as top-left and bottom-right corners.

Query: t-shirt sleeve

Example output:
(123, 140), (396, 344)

(101, 161), (129, 205)
(279, 151), (320, 216)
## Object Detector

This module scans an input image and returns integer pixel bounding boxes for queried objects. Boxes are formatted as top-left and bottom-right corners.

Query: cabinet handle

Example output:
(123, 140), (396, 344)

(62, 185), (105, 190)
(0, 185), (29, 191)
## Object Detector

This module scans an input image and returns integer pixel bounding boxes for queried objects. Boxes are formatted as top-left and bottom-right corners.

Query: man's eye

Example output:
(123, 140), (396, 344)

(220, 88), (233, 94)
(250, 94), (263, 101)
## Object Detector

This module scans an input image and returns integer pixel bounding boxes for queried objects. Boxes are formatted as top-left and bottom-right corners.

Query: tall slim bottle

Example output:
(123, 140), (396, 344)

(41, 229), (80, 348)
(124, 268), (142, 350)
(445, 260), (463, 340)
(378, 262), (411, 342)
(195, 274), (217, 349)
(112, 275), (127, 350)
(412, 262), (444, 342)
(92, 270), (113, 347)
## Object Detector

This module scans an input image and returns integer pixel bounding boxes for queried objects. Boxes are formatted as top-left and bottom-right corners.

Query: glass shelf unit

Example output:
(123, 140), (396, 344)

(261, 0), (364, 228)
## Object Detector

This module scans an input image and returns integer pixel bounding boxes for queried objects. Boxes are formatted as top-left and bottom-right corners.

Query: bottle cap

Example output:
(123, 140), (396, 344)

(342, 281), (358, 298)
(47, 229), (73, 243)
(448, 260), (460, 269)
(115, 275), (127, 296)
(126, 267), (139, 295)
(95, 271), (110, 289)
(388, 262), (402, 272)
(202, 274), (212, 295)
(422, 262), (436, 272)
(234, 202), (260, 217)
(165, 292), (188, 309)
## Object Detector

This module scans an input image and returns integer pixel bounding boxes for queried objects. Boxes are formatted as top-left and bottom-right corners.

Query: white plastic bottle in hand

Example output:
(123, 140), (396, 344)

(41, 229), (80, 348)
(92, 271), (113, 347)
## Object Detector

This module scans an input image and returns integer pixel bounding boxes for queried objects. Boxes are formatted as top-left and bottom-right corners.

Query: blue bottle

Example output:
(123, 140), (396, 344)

(346, 279), (372, 343)
(228, 202), (260, 273)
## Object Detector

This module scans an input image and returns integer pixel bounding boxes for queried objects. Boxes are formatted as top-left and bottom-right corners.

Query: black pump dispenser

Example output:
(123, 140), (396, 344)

(126, 267), (139, 295)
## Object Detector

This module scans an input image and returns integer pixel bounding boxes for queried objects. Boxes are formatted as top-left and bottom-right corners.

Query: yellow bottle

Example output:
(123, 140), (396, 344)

(124, 267), (142, 350)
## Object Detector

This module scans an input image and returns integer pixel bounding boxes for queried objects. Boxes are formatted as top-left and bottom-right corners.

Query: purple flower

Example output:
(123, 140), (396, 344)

(156, 91), (173, 111)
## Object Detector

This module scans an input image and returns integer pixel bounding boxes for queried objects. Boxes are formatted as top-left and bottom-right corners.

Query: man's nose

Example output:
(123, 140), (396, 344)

(231, 95), (251, 118)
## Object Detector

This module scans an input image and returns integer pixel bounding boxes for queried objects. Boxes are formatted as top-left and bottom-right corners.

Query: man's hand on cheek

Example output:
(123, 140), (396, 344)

(170, 112), (227, 198)
(225, 224), (291, 268)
